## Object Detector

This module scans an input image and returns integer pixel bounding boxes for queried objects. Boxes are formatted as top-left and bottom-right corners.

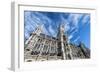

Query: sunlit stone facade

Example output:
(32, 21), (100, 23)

(24, 24), (90, 62)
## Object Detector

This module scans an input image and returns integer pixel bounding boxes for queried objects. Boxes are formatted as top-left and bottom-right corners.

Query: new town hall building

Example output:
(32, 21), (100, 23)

(24, 24), (90, 62)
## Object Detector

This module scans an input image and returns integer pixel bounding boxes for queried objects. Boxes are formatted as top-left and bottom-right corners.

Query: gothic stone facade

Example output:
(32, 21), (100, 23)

(24, 25), (90, 62)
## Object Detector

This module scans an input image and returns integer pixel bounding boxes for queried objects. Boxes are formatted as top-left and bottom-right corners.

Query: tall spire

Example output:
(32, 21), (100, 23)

(57, 23), (66, 60)
(60, 24), (66, 60)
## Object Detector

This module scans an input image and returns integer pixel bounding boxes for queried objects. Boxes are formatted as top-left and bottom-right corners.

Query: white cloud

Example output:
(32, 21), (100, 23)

(33, 12), (54, 36)
(24, 11), (31, 18)
(68, 28), (79, 43)
(64, 23), (70, 32)
(82, 15), (90, 25)
(25, 12), (54, 37)
(70, 29), (78, 35)
(73, 36), (80, 43)
(24, 11), (88, 44)
(70, 26), (76, 32)
(34, 12), (52, 25)
(42, 24), (50, 35)
(68, 14), (83, 28)
(48, 25), (56, 37)
(68, 34), (73, 40)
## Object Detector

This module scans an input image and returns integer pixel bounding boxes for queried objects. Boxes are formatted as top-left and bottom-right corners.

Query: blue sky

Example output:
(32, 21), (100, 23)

(24, 11), (90, 49)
